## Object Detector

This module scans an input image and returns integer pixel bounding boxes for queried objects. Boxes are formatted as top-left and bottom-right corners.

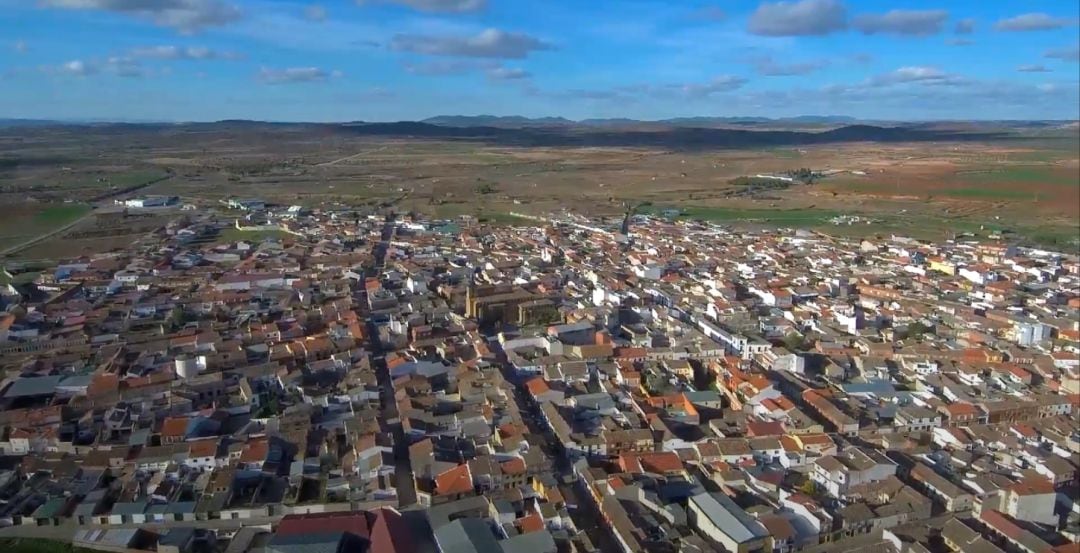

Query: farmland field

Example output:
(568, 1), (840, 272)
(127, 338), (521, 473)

(0, 203), (91, 250)
(0, 121), (1077, 252)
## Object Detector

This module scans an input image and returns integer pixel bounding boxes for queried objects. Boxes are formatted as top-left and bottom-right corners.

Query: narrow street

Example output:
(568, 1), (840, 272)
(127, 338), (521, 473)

(490, 340), (619, 553)
(367, 214), (418, 508)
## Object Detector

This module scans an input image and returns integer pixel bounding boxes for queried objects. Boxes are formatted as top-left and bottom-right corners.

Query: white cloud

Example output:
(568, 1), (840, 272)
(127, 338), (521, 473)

(1044, 44), (1080, 62)
(391, 29), (553, 59)
(852, 9), (949, 36)
(128, 45), (242, 60)
(995, 13), (1077, 32)
(869, 66), (965, 86)
(13, 40), (28, 54)
(258, 66), (339, 84)
(486, 67), (531, 80)
(357, 0), (485, 13)
(752, 55), (828, 76)
(404, 60), (492, 75)
(43, 57), (149, 77)
(747, 0), (847, 36)
(304, 5), (327, 22)
(58, 59), (96, 76)
(40, 0), (243, 33)
(1017, 64), (1052, 73)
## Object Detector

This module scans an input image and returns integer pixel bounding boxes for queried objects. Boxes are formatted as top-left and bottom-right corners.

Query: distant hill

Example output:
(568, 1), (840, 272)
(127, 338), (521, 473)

(0, 118), (66, 128)
(420, 114), (864, 129)
(5, 117), (1074, 151)
(422, 115), (575, 128)
(331, 121), (1012, 150)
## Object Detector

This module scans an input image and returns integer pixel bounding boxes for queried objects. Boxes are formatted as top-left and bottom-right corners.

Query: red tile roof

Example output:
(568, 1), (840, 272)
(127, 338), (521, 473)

(239, 438), (269, 463)
(524, 377), (550, 396)
(516, 512), (545, 534)
(161, 417), (189, 438)
(746, 421), (786, 437)
(1009, 476), (1055, 496)
(435, 463), (473, 496)
(276, 511), (374, 539)
(368, 508), (415, 553)
(500, 457), (527, 476)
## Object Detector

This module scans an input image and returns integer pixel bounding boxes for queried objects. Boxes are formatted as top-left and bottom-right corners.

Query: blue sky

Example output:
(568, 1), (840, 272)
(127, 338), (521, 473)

(1, 0), (1078, 121)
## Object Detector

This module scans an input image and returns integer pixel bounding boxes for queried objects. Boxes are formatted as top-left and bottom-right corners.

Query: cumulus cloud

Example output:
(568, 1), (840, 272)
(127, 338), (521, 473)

(538, 76), (747, 103)
(304, 5), (327, 22)
(486, 67), (531, 80)
(258, 67), (339, 84)
(869, 66), (964, 86)
(39, 0), (243, 33)
(1017, 64), (1052, 73)
(391, 29), (552, 59)
(677, 76), (749, 97)
(687, 5), (726, 22)
(752, 55), (828, 76)
(1045, 44), (1080, 62)
(734, 79), (1079, 120)
(357, 0), (485, 13)
(852, 9), (949, 36)
(128, 45), (241, 60)
(44, 57), (148, 77)
(402, 60), (531, 81)
(56, 59), (96, 76)
(954, 18), (974, 34)
(747, 0), (847, 36)
(995, 13), (1077, 32)
(403, 60), (492, 75)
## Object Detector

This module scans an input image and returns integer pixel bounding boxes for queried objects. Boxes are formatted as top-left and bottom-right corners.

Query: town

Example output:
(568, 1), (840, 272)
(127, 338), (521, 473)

(0, 200), (1076, 553)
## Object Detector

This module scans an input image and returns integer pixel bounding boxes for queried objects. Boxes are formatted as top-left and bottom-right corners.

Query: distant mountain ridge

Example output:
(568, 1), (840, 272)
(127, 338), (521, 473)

(419, 114), (863, 129)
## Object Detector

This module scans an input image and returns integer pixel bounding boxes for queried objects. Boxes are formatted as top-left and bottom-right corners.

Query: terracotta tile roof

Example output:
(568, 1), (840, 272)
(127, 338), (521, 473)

(161, 417), (189, 438)
(746, 421), (786, 437)
(500, 457), (527, 476)
(368, 508), (415, 553)
(1008, 476), (1055, 496)
(618, 452), (683, 474)
(239, 438), (269, 463)
(979, 509), (1023, 541)
(524, 377), (550, 395)
(435, 463), (473, 496)
(189, 439), (218, 458)
(276, 511), (374, 539)
(944, 402), (980, 417)
(516, 512), (545, 534)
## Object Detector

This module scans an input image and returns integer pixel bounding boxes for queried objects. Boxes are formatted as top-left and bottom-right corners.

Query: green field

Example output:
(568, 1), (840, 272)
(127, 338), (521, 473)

(0, 203), (92, 251)
(956, 166), (1078, 187)
(941, 188), (1035, 200)
(652, 205), (840, 226)
(476, 211), (536, 225)
(47, 170), (169, 197)
(216, 227), (296, 244)
(34, 204), (92, 225)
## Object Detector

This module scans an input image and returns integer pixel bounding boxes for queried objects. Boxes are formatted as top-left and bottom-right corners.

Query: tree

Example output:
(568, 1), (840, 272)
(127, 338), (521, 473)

(782, 333), (806, 351)
(168, 306), (186, 330)
(907, 321), (933, 339)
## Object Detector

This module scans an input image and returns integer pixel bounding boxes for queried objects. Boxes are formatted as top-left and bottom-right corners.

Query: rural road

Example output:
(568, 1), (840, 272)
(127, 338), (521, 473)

(0, 173), (175, 259)
(318, 146), (388, 166)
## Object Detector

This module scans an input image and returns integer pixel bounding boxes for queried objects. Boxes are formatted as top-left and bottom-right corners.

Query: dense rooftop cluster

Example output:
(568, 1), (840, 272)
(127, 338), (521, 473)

(0, 201), (1077, 553)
